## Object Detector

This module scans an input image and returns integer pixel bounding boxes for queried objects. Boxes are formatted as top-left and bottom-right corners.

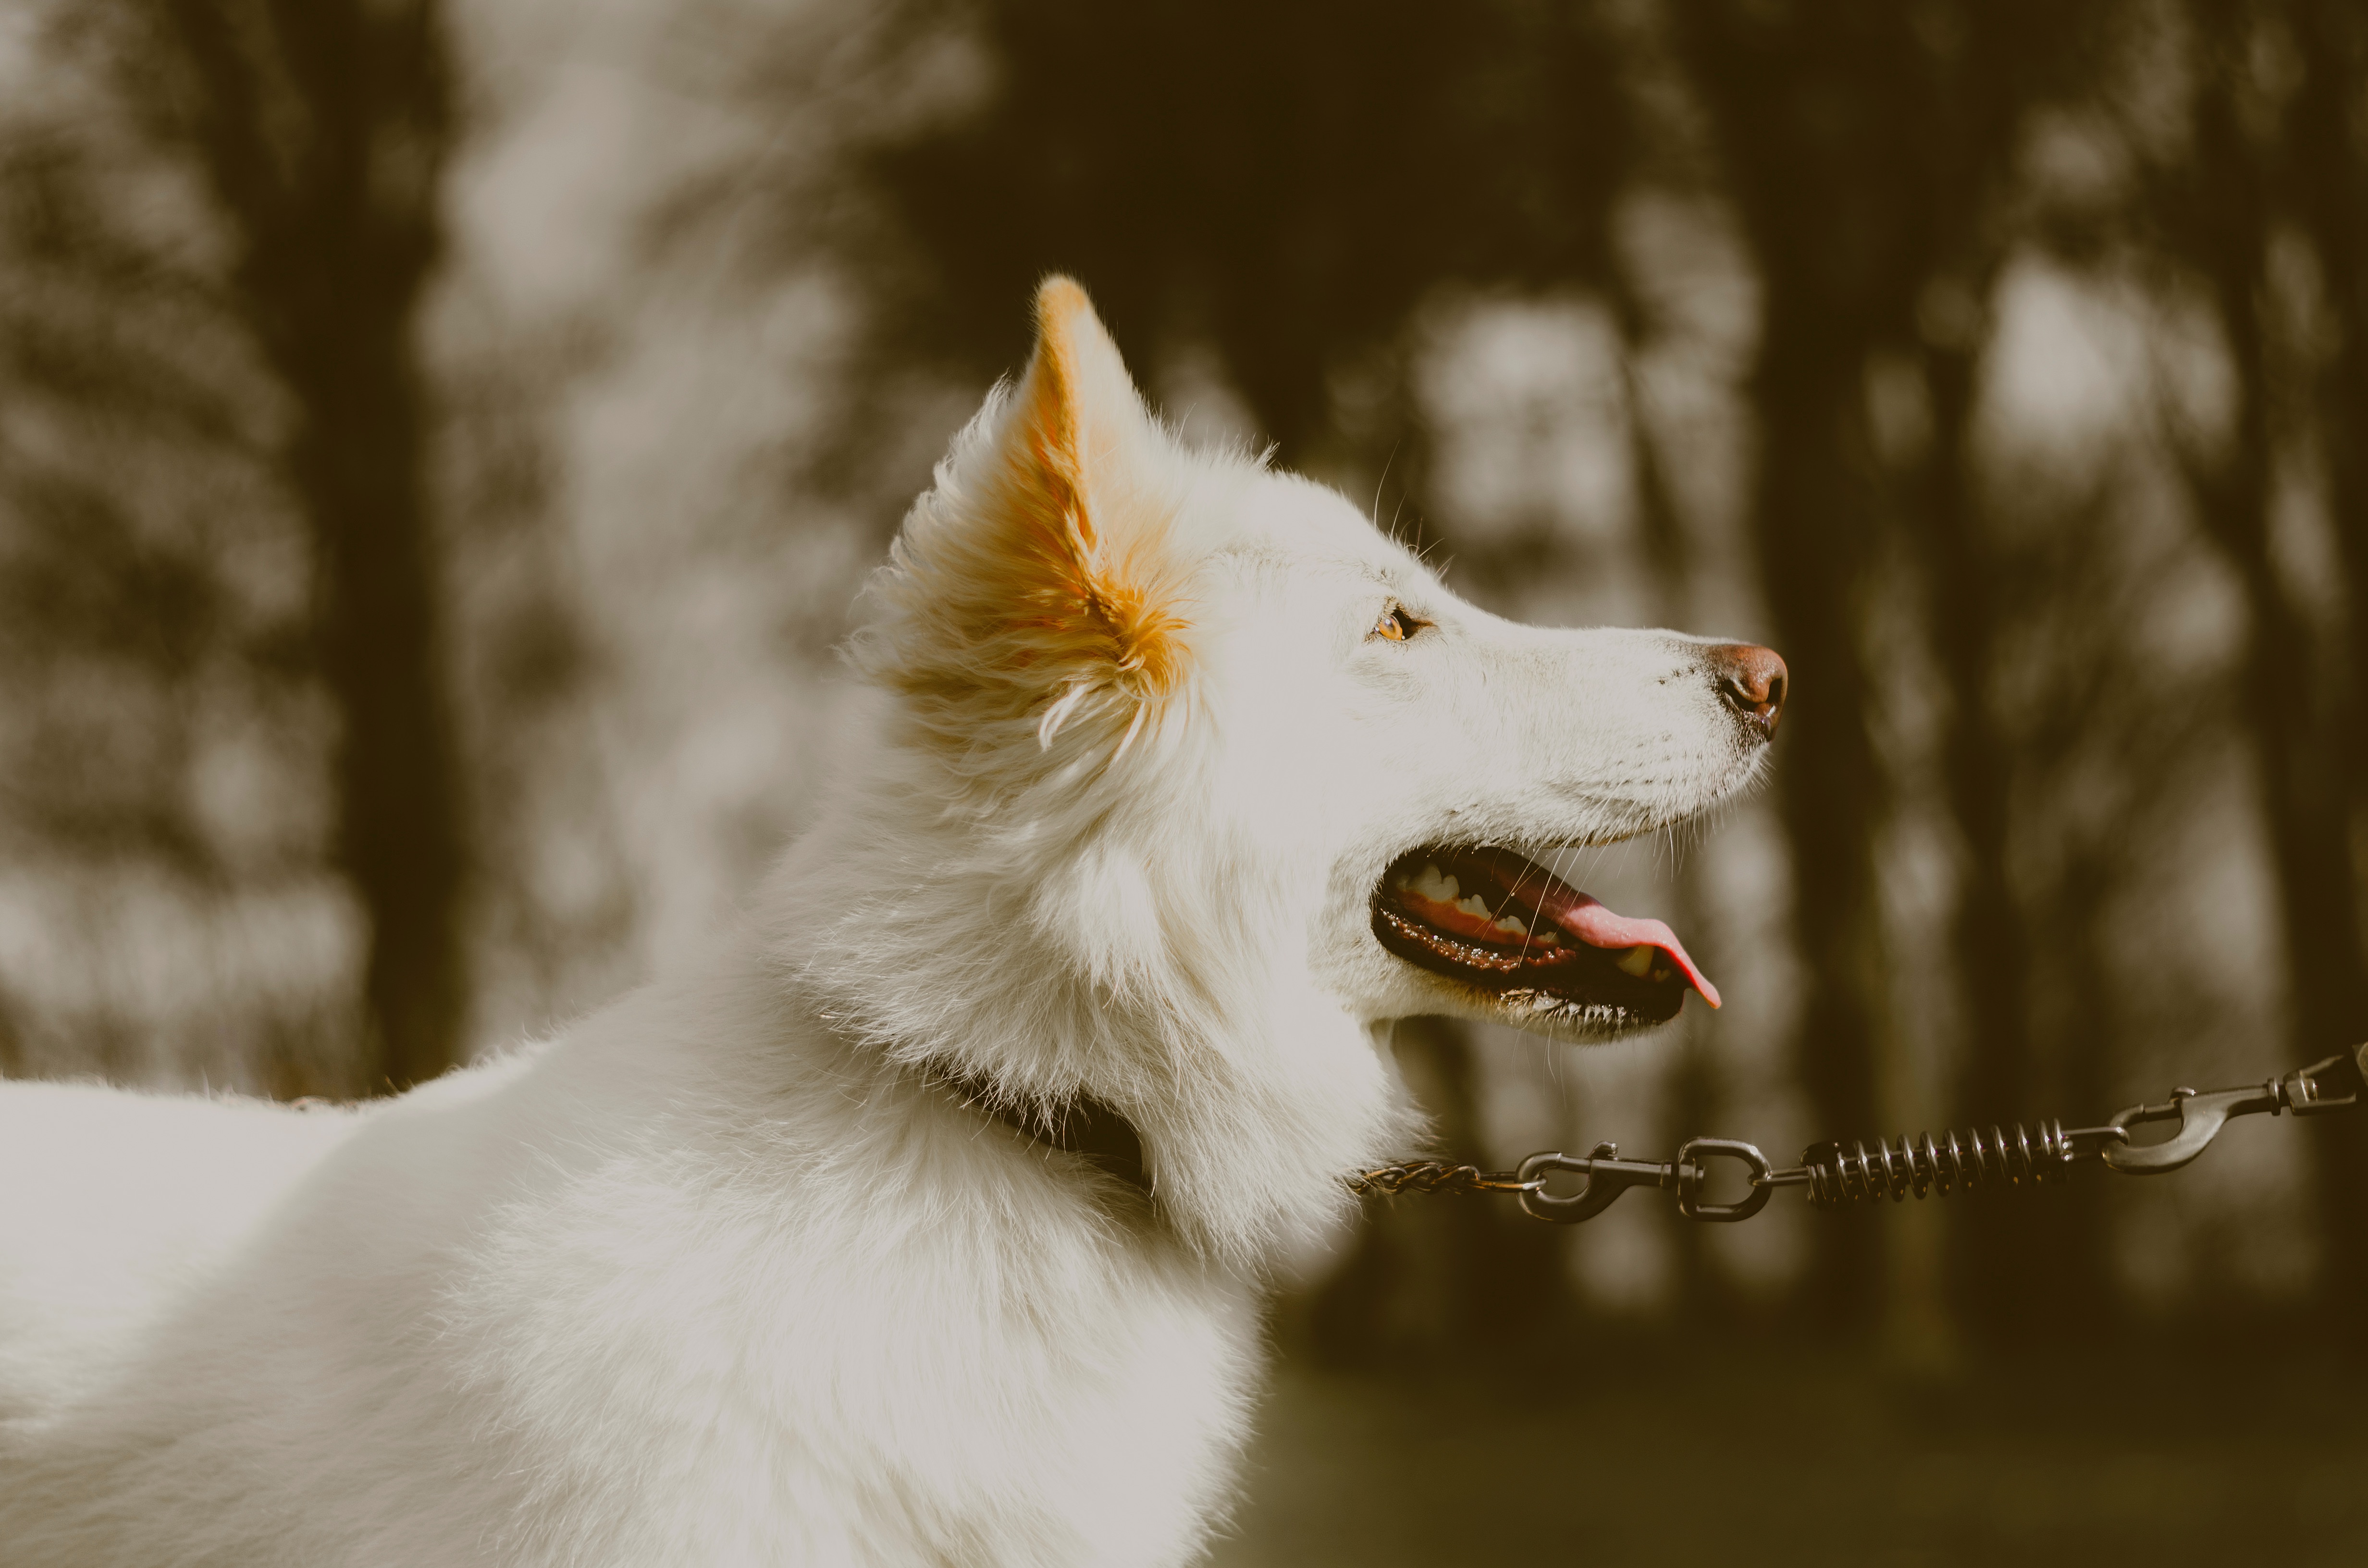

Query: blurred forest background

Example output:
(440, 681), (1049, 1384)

(3, 0), (2367, 1561)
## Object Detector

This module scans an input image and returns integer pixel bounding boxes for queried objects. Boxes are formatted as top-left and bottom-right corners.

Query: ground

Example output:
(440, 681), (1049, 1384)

(1212, 1344), (2368, 1567)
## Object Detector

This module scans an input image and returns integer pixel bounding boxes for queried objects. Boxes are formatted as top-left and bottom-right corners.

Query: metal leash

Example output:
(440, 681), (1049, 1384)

(1346, 1041), (2368, 1225)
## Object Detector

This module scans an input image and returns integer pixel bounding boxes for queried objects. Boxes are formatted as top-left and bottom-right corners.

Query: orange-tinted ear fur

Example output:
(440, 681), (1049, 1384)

(865, 278), (1190, 761)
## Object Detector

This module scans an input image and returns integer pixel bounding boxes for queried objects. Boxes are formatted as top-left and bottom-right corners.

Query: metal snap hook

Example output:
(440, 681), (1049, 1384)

(1518, 1142), (1687, 1224)
(2103, 1082), (2280, 1174)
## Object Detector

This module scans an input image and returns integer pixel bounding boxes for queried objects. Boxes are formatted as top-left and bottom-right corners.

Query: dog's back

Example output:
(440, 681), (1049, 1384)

(0, 975), (1255, 1568)
(0, 1081), (364, 1426)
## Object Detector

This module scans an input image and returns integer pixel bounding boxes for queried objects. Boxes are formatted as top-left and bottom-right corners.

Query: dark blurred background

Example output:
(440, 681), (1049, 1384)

(3, 0), (2365, 1561)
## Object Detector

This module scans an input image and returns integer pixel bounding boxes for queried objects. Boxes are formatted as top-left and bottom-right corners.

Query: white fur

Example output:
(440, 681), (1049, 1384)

(0, 287), (1768, 1566)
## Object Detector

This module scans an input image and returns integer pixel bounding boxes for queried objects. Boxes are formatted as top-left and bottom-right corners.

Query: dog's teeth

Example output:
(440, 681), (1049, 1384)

(1616, 945), (1655, 978)
(1406, 864), (1461, 904)
(1455, 895), (1493, 920)
(1492, 916), (1529, 937)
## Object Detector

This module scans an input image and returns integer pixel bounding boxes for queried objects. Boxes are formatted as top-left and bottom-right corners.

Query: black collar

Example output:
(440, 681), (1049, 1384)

(936, 1066), (1152, 1198)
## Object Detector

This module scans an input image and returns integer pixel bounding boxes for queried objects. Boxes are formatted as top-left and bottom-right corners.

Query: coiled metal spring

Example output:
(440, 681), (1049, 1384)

(1800, 1121), (2077, 1207)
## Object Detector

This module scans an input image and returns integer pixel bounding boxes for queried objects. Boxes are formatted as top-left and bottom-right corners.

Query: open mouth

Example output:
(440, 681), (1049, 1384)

(1371, 845), (1719, 1027)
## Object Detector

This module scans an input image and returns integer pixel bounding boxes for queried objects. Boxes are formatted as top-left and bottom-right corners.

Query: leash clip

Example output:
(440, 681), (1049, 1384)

(1515, 1138), (1772, 1225)
(1517, 1143), (1677, 1223)
(2104, 1047), (2365, 1175)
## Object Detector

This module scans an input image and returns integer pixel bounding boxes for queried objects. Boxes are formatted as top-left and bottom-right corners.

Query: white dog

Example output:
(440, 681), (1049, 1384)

(0, 279), (1784, 1566)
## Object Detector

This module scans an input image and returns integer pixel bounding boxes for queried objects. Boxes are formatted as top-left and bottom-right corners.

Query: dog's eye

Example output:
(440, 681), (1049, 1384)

(1372, 605), (1428, 642)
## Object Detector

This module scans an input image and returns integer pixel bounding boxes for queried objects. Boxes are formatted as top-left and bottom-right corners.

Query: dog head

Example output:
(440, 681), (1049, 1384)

(821, 279), (1780, 1254)
(852, 278), (1779, 1045)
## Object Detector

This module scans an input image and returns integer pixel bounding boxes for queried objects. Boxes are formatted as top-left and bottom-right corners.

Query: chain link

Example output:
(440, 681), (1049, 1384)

(1344, 1160), (1540, 1198)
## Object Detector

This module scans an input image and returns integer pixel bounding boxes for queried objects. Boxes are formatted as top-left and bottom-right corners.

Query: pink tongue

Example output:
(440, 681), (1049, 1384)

(1460, 849), (1720, 1009)
(1548, 894), (1721, 1010)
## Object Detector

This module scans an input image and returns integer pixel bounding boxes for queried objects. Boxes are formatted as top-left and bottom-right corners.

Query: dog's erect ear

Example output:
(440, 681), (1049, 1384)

(864, 277), (1191, 758)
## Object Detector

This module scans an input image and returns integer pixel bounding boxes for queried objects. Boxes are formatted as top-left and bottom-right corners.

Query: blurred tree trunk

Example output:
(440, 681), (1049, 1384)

(1911, 0), (2113, 1336)
(2289, 5), (2368, 802)
(151, 0), (465, 1092)
(1918, 321), (2050, 1344)
(1750, 323), (1892, 1337)
(2174, 0), (2368, 1326)
(1671, 3), (1922, 1338)
(1616, 296), (1732, 1322)
(2268, 0), (2368, 1330)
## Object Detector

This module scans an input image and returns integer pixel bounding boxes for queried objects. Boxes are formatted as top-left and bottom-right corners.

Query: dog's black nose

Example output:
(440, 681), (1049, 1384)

(1707, 643), (1788, 738)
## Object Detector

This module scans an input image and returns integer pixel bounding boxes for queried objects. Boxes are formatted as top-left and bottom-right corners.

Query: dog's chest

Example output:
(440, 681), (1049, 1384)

(443, 1149), (1265, 1567)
